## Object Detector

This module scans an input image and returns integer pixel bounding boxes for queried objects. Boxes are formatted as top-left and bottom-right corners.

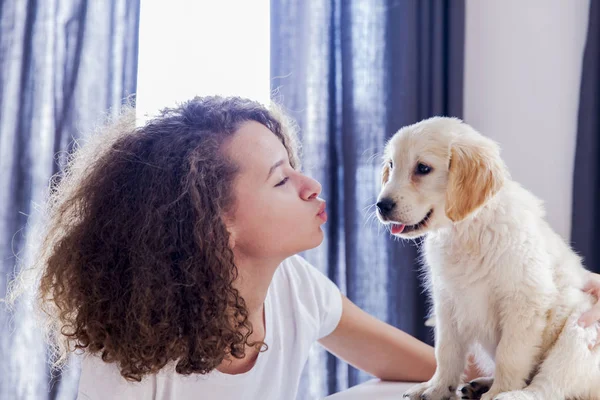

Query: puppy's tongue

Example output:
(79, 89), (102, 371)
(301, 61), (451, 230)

(391, 224), (405, 234)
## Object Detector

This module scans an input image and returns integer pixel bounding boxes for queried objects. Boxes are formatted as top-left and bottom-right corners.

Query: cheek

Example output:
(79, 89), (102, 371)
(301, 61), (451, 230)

(261, 199), (314, 239)
(265, 200), (304, 229)
(416, 173), (446, 198)
(232, 193), (268, 231)
(236, 194), (293, 234)
(431, 174), (450, 201)
(236, 185), (313, 233)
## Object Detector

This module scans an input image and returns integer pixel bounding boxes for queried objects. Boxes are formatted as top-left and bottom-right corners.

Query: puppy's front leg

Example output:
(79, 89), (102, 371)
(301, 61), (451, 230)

(403, 311), (467, 400)
(481, 313), (545, 400)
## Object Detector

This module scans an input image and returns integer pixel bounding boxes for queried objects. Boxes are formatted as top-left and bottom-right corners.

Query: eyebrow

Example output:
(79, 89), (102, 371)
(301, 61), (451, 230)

(266, 160), (285, 181)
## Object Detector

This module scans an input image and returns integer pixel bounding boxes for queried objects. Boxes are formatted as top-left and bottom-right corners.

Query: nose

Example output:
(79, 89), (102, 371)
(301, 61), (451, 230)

(376, 198), (396, 215)
(301, 175), (322, 200)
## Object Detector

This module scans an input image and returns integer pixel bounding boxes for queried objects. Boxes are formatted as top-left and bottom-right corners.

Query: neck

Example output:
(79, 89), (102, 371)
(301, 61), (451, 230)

(217, 252), (282, 374)
(237, 256), (280, 310)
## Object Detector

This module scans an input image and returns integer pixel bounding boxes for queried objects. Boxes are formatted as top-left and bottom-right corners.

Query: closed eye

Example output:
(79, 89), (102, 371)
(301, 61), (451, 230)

(275, 177), (289, 187)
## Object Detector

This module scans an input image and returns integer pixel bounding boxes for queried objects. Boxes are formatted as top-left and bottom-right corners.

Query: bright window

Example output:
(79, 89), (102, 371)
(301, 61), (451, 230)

(136, 0), (271, 125)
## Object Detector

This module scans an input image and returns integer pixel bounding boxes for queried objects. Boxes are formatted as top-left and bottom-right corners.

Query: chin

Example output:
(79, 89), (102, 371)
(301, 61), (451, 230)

(313, 229), (325, 246)
(385, 209), (435, 239)
(395, 227), (429, 239)
(297, 229), (325, 253)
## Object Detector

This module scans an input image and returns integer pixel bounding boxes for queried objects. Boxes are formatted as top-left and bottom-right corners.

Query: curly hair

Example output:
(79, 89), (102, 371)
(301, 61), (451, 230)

(7, 96), (301, 382)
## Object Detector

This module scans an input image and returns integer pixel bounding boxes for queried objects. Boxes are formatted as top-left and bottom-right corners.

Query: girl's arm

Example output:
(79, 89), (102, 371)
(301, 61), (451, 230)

(319, 294), (438, 382)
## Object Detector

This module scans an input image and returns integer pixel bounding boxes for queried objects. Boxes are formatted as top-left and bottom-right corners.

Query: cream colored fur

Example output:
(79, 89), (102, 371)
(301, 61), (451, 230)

(377, 117), (600, 400)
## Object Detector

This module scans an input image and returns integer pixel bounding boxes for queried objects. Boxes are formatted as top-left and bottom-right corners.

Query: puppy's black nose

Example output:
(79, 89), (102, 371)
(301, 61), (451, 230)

(376, 198), (396, 215)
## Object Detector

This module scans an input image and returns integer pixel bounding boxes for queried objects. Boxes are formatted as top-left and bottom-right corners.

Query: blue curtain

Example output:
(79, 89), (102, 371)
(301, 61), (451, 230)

(0, 1), (140, 398)
(271, 0), (465, 397)
(571, 0), (600, 274)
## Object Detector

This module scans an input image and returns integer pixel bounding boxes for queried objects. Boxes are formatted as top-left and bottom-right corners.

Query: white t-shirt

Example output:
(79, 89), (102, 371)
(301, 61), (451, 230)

(77, 255), (343, 400)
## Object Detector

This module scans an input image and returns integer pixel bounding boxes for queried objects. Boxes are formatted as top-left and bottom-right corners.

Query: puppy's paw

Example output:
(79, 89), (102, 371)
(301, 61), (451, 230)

(491, 390), (537, 400)
(402, 382), (430, 399)
(480, 391), (501, 400)
(403, 381), (458, 400)
(458, 377), (493, 399)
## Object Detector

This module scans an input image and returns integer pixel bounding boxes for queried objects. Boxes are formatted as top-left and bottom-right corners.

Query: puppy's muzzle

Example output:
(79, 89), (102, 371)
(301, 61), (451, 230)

(376, 198), (396, 218)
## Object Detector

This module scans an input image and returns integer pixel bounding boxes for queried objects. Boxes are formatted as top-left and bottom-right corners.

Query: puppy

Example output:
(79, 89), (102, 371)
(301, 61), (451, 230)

(377, 117), (600, 400)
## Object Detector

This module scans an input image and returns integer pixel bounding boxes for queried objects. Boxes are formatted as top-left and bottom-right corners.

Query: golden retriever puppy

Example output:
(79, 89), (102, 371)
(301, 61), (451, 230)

(376, 117), (600, 400)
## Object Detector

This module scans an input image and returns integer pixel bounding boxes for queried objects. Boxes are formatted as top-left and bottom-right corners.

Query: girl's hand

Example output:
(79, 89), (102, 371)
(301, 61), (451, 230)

(578, 273), (600, 328)
(578, 273), (600, 351)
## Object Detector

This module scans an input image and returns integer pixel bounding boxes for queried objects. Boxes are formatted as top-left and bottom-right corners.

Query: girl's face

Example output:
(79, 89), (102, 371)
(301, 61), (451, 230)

(223, 121), (327, 261)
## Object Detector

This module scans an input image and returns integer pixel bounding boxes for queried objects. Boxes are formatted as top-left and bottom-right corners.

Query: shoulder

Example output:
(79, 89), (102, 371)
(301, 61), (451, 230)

(275, 255), (330, 289)
(272, 255), (342, 339)
(78, 353), (156, 399)
(278, 254), (314, 274)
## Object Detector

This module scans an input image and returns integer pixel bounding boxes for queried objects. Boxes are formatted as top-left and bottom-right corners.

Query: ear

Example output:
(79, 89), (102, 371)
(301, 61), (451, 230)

(445, 139), (505, 222)
(228, 230), (236, 250)
(222, 215), (237, 249)
(382, 163), (391, 185)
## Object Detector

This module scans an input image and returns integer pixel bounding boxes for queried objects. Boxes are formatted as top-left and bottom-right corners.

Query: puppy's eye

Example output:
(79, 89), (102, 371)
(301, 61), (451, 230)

(415, 163), (432, 175)
(388, 160), (393, 169)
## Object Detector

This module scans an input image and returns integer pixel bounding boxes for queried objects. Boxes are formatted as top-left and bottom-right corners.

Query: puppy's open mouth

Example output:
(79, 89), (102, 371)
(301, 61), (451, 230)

(389, 209), (433, 235)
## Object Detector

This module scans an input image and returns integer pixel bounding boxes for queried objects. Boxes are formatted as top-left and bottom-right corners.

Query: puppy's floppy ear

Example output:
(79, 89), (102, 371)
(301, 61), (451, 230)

(445, 137), (505, 222)
(381, 162), (391, 185)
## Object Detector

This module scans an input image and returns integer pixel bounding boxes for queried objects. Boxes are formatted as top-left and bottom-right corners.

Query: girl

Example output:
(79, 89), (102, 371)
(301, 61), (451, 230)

(11, 96), (599, 399)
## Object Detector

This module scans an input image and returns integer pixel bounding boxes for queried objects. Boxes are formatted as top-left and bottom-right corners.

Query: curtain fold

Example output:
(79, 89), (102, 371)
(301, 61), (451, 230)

(0, 1), (140, 398)
(271, 0), (465, 397)
(571, 0), (600, 274)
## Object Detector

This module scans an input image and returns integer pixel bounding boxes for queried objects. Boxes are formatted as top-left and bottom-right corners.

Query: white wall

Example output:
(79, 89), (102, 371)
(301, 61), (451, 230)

(464, 0), (590, 240)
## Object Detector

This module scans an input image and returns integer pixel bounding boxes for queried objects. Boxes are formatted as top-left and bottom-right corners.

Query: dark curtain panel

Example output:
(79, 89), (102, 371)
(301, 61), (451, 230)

(572, 1), (600, 274)
(0, 1), (140, 398)
(271, 0), (465, 397)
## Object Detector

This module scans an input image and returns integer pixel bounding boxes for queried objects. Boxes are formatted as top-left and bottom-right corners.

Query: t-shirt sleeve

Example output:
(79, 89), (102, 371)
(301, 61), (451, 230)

(287, 255), (343, 339)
